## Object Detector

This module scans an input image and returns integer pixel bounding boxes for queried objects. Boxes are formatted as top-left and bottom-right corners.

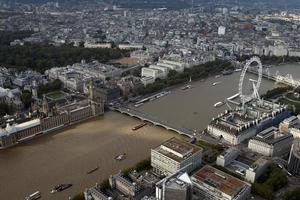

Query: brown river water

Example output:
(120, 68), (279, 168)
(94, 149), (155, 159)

(0, 63), (299, 200)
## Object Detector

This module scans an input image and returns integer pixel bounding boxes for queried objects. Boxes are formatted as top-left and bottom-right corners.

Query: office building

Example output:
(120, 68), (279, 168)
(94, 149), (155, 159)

(288, 139), (300, 175)
(156, 172), (192, 200)
(248, 127), (293, 157)
(192, 165), (251, 200)
(151, 137), (202, 176)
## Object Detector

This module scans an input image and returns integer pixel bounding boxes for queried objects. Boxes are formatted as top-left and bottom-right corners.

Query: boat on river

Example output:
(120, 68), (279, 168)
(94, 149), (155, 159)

(25, 191), (41, 200)
(181, 85), (192, 90)
(87, 166), (99, 174)
(214, 102), (225, 107)
(132, 123), (147, 131)
(212, 82), (221, 86)
(115, 153), (126, 161)
(50, 184), (72, 194)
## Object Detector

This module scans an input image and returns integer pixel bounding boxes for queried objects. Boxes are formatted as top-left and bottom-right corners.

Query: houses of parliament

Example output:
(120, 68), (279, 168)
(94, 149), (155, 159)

(0, 81), (105, 149)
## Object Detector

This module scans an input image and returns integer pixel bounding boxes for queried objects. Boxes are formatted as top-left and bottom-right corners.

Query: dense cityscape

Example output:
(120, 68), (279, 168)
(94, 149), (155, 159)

(0, 0), (300, 200)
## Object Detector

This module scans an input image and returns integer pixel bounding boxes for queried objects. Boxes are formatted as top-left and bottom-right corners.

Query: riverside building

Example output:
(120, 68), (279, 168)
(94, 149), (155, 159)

(151, 137), (202, 176)
(207, 99), (289, 145)
(0, 81), (104, 149)
(248, 127), (293, 157)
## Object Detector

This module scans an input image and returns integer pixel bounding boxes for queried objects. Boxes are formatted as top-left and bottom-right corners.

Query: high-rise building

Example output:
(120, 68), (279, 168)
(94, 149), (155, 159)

(288, 139), (300, 175)
(156, 172), (192, 200)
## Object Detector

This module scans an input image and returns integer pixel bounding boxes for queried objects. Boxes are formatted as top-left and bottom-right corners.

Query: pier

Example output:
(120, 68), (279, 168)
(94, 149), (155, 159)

(247, 67), (300, 88)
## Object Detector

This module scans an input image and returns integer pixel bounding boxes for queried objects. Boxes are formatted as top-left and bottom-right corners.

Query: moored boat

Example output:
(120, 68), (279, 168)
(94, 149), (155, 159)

(25, 191), (41, 200)
(132, 123), (147, 131)
(212, 82), (221, 86)
(181, 85), (192, 90)
(214, 102), (224, 107)
(115, 153), (126, 161)
(50, 184), (72, 194)
(87, 166), (99, 174)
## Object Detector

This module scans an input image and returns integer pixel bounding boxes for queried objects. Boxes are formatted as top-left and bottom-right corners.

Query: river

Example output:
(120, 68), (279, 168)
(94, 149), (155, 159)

(136, 63), (300, 131)
(0, 112), (181, 200)
(0, 63), (299, 200)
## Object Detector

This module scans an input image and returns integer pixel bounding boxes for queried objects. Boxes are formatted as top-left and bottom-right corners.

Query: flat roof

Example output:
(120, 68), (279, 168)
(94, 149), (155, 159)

(283, 116), (298, 123)
(153, 137), (202, 162)
(192, 165), (250, 197)
(253, 127), (293, 145)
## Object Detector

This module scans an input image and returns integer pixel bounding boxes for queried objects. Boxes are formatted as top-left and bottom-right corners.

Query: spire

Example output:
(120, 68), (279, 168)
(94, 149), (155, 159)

(89, 79), (95, 101)
(42, 94), (49, 115)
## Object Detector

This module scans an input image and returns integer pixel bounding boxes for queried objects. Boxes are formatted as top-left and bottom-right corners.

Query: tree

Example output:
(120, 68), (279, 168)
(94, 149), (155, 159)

(38, 79), (62, 96)
(21, 90), (32, 109)
(100, 179), (110, 191)
(284, 187), (300, 200)
(132, 68), (141, 77)
(251, 164), (287, 200)
(0, 31), (33, 45)
(0, 103), (10, 117)
(71, 193), (84, 200)
(0, 43), (126, 72)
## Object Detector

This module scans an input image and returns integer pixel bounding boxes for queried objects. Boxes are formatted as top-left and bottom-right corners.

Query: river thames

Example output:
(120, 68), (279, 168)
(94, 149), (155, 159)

(0, 63), (299, 200)
(136, 63), (300, 131)
(0, 113), (182, 200)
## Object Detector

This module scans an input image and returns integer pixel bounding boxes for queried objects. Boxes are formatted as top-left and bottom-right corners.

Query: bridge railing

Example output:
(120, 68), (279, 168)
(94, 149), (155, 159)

(113, 106), (195, 136)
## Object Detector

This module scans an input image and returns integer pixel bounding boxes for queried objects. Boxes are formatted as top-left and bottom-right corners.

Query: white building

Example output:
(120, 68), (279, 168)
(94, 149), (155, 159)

(46, 60), (122, 91)
(245, 157), (271, 183)
(156, 172), (192, 200)
(272, 45), (288, 56)
(141, 76), (155, 86)
(248, 127), (293, 157)
(280, 115), (300, 138)
(218, 26), (226, 35)
(192, 165), (251, 200)
(207, 99), (288, 145)
(141, 67), (165, 80)
(216, 147), (240, 167)
(279, 115), (299, 132)
(159, 60), (185, 72)
(118, 44), (144, 50)
(289, 48), (300, 57)
(151, 137), (203, 176)
(149, 65), (169, 77)
(216, 148), (270, 184)
(84, 187), (113, 200)
(84, 42), (112, 49)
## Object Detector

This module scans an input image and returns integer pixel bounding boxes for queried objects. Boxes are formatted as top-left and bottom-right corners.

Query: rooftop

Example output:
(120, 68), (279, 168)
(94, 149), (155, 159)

(153, 137), (202, 162)
(0, 118), (41, 137)
(283, 115), (299, 123)
(252, 127), (293, 145)
(192, 165), (250, 197)
(210, 99), (287, 136)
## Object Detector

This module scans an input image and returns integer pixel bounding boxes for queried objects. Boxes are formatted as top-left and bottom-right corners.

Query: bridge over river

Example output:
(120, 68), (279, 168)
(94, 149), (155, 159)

(110, 106), (195, 138)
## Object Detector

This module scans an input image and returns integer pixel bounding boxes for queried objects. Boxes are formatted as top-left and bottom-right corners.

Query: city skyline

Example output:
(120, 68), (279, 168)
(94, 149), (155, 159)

(0, 1), (300, 200)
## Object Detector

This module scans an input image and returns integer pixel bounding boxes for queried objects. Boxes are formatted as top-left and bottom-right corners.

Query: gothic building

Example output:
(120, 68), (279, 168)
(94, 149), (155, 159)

(0, 81), (105, 149)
